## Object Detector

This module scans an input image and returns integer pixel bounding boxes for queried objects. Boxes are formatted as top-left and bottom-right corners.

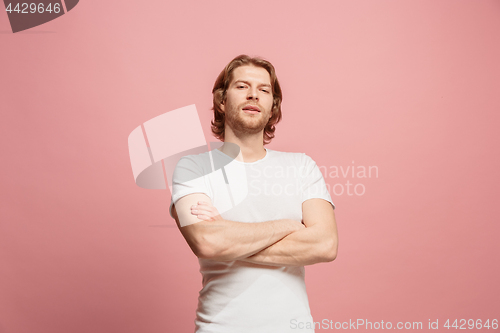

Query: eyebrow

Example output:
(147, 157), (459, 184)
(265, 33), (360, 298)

(233, 80), (272, 88)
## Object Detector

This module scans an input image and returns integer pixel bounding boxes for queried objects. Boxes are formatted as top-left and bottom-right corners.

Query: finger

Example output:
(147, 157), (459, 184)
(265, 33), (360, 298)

(191, 203), (211, 210)
(191, 209), (211, 216)
(191, 207), (215, 215)
(192, 203), (216, 211)
(197, 201), (212, 206)
(196, 214), (213, 221)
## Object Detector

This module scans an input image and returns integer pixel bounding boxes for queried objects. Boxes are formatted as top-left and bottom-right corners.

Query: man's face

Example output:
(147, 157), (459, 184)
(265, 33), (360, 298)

(221, 65), (274, 136)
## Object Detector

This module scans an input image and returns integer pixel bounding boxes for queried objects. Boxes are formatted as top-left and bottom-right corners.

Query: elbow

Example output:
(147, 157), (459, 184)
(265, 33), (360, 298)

(191, 238), (216, 260)
(322, 240), (338, 262)
(196, 247), (230, 261)
(191, 234), (221, 260)
(192, 243), (215, 259)
(324, 248), (337, 262)
(185, 226), (234, 261)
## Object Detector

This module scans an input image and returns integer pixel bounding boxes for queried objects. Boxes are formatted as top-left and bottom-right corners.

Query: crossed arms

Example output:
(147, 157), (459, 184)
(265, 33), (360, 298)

(171, 193), (338, 267)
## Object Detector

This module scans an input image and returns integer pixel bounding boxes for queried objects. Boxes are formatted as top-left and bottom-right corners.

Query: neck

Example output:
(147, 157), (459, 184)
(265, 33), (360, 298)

(219, 127), (267, 163)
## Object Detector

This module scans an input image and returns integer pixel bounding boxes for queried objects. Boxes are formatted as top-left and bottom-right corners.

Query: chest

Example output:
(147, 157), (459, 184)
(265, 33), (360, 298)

(206, 163), (304, 223)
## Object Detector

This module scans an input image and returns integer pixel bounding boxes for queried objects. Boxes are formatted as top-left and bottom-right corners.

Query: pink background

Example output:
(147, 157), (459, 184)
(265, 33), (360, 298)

(1, 1), (499, 332)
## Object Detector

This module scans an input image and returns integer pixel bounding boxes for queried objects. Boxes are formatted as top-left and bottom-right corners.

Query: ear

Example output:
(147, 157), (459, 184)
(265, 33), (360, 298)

(220, 100), (225, 112)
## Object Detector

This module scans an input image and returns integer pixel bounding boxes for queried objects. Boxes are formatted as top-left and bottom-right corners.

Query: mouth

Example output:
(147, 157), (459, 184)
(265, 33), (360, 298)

(242, 105), (261, 114)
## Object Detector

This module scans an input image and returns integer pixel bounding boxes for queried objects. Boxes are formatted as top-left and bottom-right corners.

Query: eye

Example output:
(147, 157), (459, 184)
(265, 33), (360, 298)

(237, 85), (246, 89)
(261, 89), (270, 93)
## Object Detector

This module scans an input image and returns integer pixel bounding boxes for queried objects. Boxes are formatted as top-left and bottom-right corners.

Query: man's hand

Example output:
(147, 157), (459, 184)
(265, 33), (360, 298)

(190, 201), (223, 222)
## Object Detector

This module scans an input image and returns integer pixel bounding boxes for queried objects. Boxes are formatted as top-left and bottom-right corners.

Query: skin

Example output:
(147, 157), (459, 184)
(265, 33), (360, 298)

(171, 64), (338, 266)
(221, 65), (273, 140)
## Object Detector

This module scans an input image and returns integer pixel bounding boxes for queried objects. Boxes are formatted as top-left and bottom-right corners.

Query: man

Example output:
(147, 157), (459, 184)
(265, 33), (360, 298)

(169, 54), (338, 332)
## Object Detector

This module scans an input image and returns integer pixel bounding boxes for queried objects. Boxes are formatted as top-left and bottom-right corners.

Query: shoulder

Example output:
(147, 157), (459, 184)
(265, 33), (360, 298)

(173, 151), (212, 176)
(177, 150), (211, 163)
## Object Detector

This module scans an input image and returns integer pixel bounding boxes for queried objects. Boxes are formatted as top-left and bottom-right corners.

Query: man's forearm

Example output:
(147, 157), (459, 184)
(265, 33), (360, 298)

(188, 218), (304, 261)
(239, 224), (337, 267)
(174, 195), (305, 261)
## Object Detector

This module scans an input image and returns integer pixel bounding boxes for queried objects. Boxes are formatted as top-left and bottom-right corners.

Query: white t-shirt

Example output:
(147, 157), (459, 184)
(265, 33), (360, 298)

(169, 148), (334, 333)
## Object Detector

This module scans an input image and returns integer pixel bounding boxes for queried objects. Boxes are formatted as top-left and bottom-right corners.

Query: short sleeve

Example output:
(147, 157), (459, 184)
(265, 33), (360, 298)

(169, 155), (212, 218)
(300, 154), (335, 209)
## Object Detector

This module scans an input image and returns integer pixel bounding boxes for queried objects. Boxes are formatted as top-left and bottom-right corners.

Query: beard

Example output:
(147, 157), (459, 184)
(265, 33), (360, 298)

(225, 102), (271, 136)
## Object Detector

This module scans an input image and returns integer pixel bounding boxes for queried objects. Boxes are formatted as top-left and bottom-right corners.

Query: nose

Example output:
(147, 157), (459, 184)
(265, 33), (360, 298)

(247, 88), (258, 101)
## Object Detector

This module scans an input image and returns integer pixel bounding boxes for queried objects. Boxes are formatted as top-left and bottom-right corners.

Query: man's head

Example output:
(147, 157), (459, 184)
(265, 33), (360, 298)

(211, 55), (283, 145)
